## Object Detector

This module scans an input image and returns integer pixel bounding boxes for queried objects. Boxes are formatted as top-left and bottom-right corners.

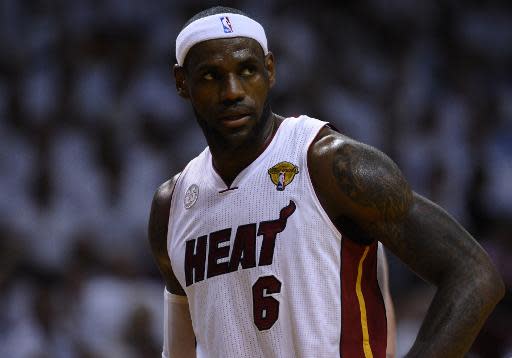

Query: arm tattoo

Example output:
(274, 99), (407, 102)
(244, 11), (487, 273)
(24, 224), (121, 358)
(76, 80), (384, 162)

(332, 143), (412, 242)
(323, 138), (503, 357)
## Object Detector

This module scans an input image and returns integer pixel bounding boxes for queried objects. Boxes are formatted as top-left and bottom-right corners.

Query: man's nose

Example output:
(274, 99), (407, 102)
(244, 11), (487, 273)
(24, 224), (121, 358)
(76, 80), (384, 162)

(221, 73), (245, 104)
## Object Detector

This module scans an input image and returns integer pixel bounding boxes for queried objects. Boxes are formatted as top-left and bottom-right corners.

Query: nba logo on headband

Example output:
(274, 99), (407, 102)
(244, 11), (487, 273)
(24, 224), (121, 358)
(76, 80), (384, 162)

(220, 16), (233, 33)
(176, 13), (269, 65)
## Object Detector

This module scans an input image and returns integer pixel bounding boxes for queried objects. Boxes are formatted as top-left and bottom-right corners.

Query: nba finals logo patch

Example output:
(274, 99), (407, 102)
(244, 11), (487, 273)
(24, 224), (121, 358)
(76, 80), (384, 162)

(268, 162), (299, 191)
(220, 16), (233, 33)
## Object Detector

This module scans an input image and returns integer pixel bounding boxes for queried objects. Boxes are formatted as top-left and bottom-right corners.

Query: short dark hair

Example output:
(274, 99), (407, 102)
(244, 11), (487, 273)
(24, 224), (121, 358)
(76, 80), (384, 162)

(183, 6), (249, 29)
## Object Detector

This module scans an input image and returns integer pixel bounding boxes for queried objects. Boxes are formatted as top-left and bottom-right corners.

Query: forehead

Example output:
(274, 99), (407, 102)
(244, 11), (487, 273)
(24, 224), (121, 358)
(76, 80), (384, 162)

(184, 37), (265, 71)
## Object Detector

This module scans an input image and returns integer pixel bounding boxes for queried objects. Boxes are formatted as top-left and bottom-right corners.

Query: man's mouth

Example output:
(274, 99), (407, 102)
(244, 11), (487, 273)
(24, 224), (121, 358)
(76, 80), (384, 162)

(218, 113), (252, 128)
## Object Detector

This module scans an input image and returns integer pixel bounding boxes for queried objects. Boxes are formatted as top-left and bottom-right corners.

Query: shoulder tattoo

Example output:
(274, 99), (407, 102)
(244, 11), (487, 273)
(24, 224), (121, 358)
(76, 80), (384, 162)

(332, 143), (412, 224)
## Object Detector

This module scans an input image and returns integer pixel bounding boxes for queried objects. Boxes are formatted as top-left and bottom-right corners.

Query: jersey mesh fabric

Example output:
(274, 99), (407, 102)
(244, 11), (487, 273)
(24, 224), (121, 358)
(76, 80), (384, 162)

(168, 116), (347, 357)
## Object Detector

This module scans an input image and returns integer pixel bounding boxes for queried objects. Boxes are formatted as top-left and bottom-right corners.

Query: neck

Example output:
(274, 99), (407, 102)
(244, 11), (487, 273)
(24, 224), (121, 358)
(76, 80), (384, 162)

(210, 110), (283, 187)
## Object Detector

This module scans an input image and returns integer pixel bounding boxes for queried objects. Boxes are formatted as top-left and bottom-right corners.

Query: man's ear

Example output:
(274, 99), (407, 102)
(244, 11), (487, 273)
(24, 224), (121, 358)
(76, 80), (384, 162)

(265, 52), (276, 89)
(173, 64), (190, 99)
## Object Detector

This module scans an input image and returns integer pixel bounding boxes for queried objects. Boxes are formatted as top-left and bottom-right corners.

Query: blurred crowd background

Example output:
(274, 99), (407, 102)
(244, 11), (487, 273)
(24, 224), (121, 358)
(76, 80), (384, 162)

(1, 0), (511, 357)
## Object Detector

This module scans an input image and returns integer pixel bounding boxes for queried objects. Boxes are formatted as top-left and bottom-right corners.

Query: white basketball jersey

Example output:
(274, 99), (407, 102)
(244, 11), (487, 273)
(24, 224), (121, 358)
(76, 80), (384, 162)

(167, 116), (386, 358)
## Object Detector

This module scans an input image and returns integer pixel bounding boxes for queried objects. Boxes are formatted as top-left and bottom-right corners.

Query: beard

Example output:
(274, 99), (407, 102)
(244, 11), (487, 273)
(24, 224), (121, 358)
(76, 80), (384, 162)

(194, 98), (272, 152)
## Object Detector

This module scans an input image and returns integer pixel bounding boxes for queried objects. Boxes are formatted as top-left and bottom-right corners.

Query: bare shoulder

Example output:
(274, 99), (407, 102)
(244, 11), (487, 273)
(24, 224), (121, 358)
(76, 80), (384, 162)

(308, 126), (412, 242)
(153, 174), (181, 209)
(148, 173), (185, 295)
(150, 173), (181, 235)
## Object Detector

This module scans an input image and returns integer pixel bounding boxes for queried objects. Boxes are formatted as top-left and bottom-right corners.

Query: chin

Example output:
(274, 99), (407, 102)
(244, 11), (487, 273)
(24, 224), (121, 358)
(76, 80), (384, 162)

(198, 113), (266, 151)
(221, 128), (255, 150)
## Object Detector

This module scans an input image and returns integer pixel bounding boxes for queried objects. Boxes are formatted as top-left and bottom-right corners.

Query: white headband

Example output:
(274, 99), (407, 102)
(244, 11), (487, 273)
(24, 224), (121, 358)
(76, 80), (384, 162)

(175, 13), (268, 66)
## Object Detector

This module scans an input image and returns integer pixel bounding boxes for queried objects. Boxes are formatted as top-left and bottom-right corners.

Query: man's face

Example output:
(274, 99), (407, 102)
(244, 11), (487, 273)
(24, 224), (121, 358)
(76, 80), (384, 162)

(175, 37), (275, 149)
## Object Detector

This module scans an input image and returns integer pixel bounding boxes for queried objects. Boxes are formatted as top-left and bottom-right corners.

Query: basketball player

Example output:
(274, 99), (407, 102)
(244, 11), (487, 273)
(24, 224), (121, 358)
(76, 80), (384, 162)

(148, 6), (504, 358)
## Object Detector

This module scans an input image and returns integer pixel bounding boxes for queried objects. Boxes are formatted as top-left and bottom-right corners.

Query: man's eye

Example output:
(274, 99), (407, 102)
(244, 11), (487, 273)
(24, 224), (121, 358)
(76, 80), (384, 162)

(241, 67), (255, 76)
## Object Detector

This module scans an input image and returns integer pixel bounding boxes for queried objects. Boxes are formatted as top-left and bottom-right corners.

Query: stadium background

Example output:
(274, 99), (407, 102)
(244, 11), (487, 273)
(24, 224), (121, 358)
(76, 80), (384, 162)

(0, 0), (511, 356)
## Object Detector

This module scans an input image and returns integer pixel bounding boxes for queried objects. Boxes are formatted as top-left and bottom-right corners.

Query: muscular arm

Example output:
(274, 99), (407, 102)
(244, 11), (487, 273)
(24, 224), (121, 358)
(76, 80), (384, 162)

(148, 174), (196, 357)
(309, 127), (504, 357)
(148, 174), (186, 294)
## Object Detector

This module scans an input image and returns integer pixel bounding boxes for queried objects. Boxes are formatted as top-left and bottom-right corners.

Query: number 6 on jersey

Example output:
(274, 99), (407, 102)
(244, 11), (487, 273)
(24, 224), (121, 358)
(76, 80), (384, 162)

(252, 275), (282, 331)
